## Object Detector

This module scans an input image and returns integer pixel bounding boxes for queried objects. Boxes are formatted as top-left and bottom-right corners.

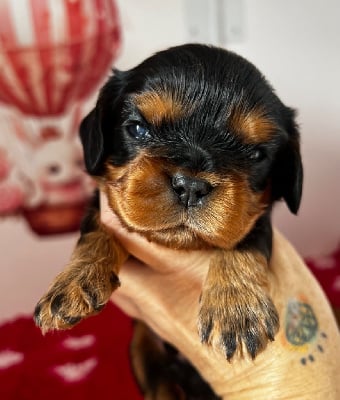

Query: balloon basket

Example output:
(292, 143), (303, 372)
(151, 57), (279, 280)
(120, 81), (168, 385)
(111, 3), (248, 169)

(22, 202), (87, 236)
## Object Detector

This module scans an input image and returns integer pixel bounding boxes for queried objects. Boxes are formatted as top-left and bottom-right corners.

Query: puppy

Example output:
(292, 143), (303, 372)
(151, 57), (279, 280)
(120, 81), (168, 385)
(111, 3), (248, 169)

(34, 44), (302, 397)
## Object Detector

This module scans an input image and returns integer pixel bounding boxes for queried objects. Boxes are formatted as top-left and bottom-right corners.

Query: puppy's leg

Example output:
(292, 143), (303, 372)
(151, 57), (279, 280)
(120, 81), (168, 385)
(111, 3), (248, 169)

(198, 218), (279, 360)
(34, 192), (128, 333)
(131, 321), (220, 400)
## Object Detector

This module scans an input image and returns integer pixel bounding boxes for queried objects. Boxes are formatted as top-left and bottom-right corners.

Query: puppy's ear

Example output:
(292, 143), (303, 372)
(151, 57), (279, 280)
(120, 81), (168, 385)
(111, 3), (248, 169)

(79, 108), (104, 175)
(79, 70), (127, 175)
(272, 108), (303, 214)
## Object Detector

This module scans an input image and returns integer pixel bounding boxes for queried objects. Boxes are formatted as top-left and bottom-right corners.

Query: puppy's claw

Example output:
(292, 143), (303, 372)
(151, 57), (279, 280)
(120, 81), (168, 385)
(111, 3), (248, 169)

(33, 304), (43, 327)
(243, 328), (262, 360)
(265, 317), (277, 342)
(221, 332), (237, 361)
(63, 315), (82, 326)
(50, 294), (65, 315)
(110, 271), (121, 286)
(198, 315), (213, 344)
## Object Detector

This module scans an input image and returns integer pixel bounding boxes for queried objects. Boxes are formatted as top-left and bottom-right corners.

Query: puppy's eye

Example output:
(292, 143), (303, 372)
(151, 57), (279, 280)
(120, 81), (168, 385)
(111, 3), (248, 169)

(249, 147), (266, 162)
(126, 123), (150, 140)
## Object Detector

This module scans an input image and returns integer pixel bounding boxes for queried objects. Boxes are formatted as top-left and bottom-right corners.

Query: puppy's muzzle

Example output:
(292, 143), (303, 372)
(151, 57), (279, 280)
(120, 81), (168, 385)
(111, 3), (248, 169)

(171, 173), (212, 207)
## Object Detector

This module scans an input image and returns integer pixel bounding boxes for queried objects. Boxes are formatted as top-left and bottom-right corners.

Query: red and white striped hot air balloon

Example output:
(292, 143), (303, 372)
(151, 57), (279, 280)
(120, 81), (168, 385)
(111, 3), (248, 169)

(0, 0), (121, 116)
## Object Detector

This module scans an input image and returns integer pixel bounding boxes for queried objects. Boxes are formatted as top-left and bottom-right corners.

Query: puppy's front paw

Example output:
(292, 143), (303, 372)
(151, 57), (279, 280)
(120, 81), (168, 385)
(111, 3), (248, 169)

(198, 285), (279, 361)
(34, 263), (120, 333)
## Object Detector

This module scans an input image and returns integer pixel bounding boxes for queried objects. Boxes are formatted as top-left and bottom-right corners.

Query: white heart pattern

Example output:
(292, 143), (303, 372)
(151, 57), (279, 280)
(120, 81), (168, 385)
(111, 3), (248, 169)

(0, 350), (24, 369)
(53, 357), (98, 382)
(62, 334), (96, 350)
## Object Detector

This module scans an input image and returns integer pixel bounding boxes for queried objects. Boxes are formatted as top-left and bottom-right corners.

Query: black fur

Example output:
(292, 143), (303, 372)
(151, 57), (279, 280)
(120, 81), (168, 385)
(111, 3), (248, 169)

(237, 211), (273, 260)
(79, 190), (100, 236)
(80, 44), (303, 217)
(150, 341), (221, 399)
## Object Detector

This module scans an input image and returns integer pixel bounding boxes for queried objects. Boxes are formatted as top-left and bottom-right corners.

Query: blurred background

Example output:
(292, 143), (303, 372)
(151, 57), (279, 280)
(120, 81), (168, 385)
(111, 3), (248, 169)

(0, 0), (339, 398)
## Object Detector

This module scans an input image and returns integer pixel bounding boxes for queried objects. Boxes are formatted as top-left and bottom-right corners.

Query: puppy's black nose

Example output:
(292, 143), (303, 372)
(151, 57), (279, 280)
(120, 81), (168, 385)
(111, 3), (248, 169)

(171, 174), (212, 207)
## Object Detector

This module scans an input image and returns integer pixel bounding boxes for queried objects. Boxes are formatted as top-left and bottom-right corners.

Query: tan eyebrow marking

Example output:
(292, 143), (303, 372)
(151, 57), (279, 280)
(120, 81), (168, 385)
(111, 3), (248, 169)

(229, 107), (276, 143)
(133, 91), (186, 125)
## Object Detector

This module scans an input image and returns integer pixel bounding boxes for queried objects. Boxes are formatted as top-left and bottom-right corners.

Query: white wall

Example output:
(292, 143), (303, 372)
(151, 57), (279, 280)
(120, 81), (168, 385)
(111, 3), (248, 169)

(1, 0), (339, 322)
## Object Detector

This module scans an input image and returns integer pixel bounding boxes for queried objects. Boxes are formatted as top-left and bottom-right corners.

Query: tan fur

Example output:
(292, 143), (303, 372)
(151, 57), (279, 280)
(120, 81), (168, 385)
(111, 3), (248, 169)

(202, 234), (340, 399)
(199, 250), (278, 359)
(229, 107), (276, 143)
(103, 154), (267, 250)
(134, 91), (186, 125)
(35, 212), (128, 333)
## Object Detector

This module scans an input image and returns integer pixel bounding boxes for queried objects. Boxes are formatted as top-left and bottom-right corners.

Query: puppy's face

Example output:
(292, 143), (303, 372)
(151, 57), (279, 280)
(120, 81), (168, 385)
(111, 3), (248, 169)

(81, 44), (302, 250)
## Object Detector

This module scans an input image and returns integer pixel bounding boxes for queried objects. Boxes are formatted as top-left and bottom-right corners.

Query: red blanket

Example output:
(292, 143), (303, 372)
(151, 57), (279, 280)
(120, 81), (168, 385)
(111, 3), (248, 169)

(0, 303), (142, 399)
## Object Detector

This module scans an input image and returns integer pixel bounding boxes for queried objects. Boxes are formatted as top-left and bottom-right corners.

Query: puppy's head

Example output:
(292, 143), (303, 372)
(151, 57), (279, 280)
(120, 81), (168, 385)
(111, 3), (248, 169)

(80, 44), (303, 250)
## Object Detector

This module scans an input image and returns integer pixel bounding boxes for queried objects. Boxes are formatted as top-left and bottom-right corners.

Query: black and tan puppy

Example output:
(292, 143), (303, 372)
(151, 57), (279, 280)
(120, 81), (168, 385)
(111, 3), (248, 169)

(34, 44), (302, 396)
